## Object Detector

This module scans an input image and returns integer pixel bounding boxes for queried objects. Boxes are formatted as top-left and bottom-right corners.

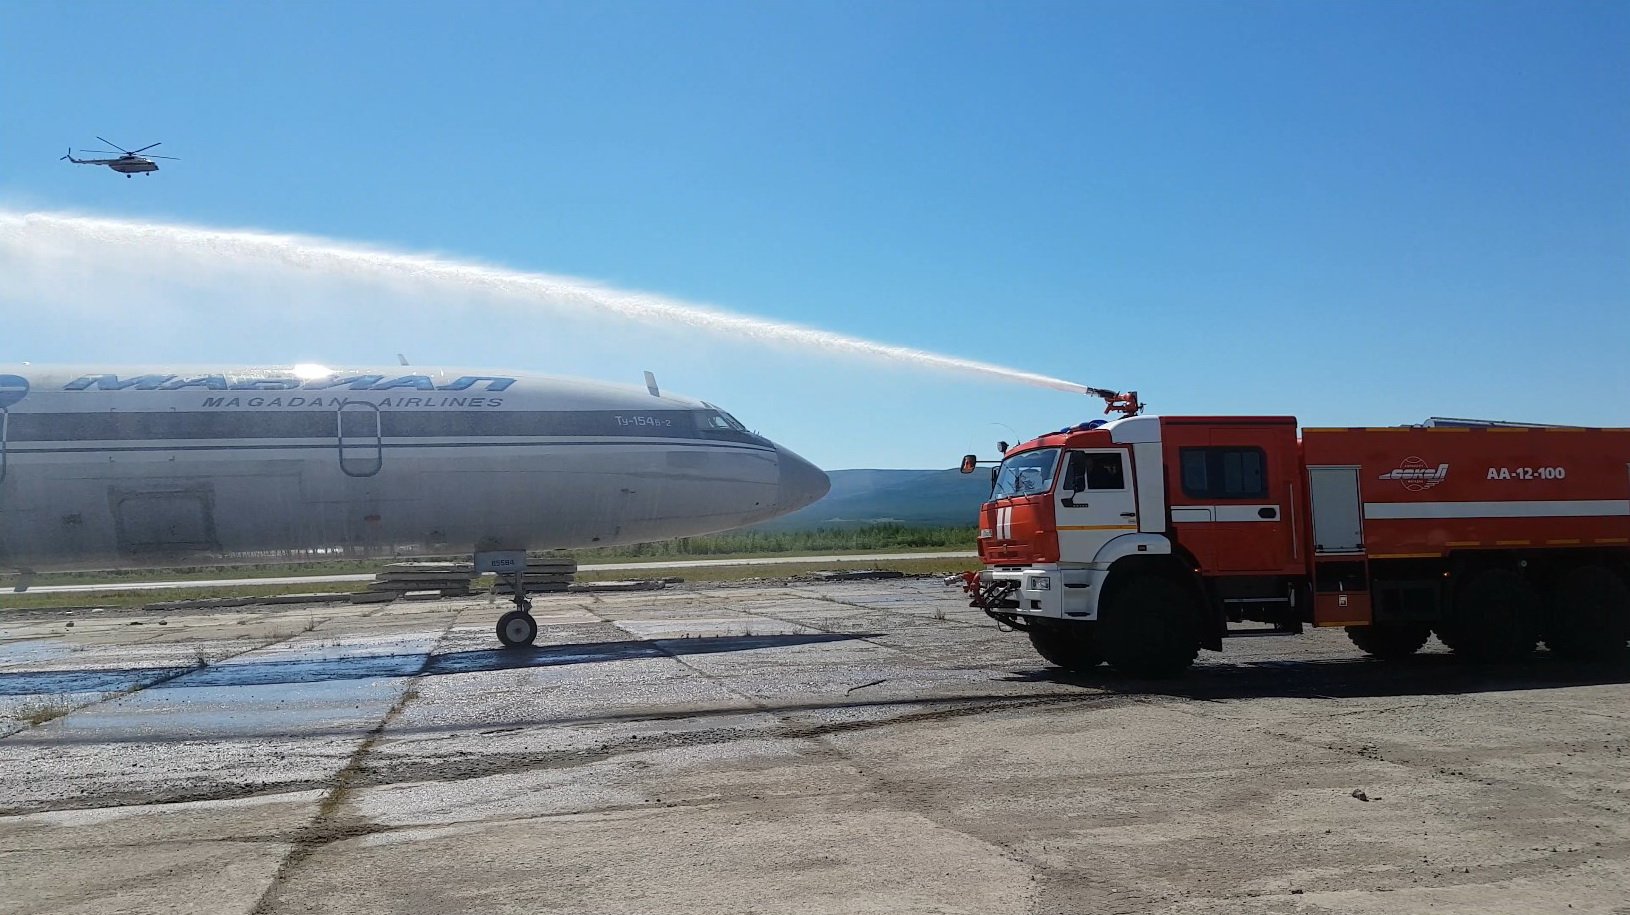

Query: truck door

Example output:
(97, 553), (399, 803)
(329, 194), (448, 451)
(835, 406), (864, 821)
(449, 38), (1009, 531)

(1055, 448), (1138, 563)
(337, 401), (384, 478)
(1177, 424), (1300, 574)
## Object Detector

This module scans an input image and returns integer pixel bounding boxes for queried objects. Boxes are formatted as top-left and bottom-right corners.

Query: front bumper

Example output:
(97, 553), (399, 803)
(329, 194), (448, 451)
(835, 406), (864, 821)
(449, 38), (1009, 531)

(977, 565), (1108, 620)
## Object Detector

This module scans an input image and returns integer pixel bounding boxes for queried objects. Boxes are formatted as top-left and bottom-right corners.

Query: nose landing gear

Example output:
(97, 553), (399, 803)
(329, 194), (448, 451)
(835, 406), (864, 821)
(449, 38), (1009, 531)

(497, 600), (538, 647)
(495, 566), (538, 648)
(478, 551), (541, 649)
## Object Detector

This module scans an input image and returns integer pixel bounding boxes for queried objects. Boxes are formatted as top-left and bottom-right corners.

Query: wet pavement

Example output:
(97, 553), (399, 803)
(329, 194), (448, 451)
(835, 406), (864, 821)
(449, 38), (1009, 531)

(2, 581), (1629, 914)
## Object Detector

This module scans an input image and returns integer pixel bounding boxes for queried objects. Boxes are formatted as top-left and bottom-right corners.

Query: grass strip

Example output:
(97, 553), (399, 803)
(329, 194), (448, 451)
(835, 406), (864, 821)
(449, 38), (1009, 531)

(3, 557), (981, 611)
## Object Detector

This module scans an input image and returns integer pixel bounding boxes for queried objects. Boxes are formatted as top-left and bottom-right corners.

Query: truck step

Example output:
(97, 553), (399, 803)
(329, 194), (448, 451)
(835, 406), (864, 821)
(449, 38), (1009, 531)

(1223, 627), (1302, 639)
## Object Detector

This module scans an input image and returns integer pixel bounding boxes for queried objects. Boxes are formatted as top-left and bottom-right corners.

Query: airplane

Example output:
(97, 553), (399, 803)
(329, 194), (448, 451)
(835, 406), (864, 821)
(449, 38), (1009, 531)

(0, 364), (830, 646)
(61, 138), (178, 176)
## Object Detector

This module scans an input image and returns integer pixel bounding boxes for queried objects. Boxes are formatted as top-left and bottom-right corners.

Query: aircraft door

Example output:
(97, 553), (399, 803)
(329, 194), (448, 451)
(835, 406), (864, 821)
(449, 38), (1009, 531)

(1055, 449), (1138, 562)
(337, 401), (383, 477)
(0, 408), (8, 484)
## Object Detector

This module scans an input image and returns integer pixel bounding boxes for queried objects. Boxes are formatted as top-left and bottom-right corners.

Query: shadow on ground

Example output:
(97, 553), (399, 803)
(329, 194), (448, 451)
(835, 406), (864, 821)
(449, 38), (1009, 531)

(0, 632), (876, 696)
(1010, 651), (1630, 700)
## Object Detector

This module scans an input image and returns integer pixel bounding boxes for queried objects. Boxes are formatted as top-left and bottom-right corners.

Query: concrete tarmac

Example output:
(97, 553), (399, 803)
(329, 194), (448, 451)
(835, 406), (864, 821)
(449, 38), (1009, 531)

(2, 580), (1628, 914)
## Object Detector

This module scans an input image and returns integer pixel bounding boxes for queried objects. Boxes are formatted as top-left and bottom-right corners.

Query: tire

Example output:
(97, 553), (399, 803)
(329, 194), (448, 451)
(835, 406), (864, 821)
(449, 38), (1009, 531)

(1438, 568), (1539, 663)
(496, 610), (538, 648)
(1028, 623), (1103, 672)
(1544, 565), (1630, 661)
(1345, 624), (1431, 660)
(1097, 576), (1200, 678)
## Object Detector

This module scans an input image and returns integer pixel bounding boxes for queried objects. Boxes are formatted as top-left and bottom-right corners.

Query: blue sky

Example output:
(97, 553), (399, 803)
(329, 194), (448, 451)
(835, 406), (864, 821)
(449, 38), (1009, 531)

(2, 0), (1626, 469)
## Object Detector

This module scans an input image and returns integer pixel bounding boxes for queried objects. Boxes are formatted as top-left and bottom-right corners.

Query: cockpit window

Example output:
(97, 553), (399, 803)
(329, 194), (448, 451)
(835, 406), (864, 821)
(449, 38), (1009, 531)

(991, 448), (1060, 499)
(696, 411), (746, 433)
(692, 406), (766, 445)
(699, 404), (751, 433)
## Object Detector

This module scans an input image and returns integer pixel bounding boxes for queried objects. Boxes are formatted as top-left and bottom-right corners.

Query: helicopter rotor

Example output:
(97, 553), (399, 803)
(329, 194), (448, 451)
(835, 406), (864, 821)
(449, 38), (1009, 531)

(79, 140), (177, 160)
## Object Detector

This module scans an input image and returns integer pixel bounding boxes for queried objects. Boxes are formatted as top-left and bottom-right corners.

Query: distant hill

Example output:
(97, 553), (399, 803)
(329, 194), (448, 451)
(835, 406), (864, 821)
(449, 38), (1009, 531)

(754, 468), (991, 530)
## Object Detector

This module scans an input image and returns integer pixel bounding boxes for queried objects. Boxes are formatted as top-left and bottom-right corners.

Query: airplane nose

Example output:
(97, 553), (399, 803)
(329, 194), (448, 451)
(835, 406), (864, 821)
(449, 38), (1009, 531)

(774, 446), (830, 514)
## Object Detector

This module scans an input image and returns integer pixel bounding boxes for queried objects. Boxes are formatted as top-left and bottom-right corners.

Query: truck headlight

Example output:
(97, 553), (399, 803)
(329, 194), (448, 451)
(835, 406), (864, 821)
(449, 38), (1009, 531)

(979, 529), (994, 539)
(1029, 576), (1051, 591)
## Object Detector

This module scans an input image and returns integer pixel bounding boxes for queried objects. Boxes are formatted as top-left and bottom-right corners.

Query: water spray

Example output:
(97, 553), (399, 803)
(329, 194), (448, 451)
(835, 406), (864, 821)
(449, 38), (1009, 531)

(0, 210), (1107, 396)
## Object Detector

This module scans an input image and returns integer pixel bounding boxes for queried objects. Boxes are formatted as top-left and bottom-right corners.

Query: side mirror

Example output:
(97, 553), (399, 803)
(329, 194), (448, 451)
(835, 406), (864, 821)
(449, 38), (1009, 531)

(960, 454), (978, 474)
(1060, 456), (1087, 506)
(997, 441), (1009, 454)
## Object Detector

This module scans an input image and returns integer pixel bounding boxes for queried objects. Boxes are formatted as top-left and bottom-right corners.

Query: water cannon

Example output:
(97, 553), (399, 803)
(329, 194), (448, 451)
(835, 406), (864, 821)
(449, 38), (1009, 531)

(1082, 387), (1142, 417)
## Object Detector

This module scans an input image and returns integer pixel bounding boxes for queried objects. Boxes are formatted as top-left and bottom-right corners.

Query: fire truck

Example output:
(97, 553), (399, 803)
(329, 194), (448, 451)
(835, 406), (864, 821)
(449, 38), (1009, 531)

(961, 393), (1630, 677)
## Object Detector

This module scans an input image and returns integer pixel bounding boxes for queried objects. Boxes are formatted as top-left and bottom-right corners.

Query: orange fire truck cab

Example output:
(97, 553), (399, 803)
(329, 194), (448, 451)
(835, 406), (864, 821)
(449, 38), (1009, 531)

(962, 415), (1630, 676)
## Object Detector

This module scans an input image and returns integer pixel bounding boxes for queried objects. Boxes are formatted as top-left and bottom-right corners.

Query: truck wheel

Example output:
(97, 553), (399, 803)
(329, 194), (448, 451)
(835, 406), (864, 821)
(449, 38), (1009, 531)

(1098, 577), (1199, 678)
(1544, 565), (1630, 661)
(1027, 623), (1103, 672)
(1438, 569), (1539, 663)
(1345, 624), (1430, 659)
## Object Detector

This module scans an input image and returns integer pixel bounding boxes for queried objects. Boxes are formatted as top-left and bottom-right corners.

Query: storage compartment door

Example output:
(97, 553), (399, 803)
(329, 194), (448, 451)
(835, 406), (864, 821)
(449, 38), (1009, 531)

(1309, 466), (1363, 554)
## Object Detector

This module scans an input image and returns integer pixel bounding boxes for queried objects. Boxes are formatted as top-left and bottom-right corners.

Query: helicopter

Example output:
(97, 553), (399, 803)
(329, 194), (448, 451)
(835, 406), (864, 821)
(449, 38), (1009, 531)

(61, 137), (178, 176)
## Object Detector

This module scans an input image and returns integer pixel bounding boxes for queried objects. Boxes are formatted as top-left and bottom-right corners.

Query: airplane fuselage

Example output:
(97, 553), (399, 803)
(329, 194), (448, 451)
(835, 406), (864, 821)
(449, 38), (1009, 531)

(0, 366), (828, 571)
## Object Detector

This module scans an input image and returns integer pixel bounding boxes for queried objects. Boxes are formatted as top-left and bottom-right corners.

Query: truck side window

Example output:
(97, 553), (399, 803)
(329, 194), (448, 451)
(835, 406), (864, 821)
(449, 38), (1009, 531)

(1085, 453), (1125, 490)
(1179, 447), (1267, 499)
(1063, 453), (1088, 492)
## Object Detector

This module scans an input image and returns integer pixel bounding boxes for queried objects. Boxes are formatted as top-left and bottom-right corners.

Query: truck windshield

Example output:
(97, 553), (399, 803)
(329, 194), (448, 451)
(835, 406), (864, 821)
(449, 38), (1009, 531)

(991, 448), (1060, 499)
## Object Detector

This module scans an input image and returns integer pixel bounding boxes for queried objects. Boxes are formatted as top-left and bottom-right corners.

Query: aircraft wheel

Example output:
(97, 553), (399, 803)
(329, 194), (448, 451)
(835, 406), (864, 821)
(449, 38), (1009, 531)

(497, 610), (538, 648)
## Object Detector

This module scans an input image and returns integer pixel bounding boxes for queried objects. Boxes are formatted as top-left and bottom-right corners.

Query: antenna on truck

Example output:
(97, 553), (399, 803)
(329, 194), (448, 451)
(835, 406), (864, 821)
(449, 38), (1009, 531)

(1083, 387), (1143, 417)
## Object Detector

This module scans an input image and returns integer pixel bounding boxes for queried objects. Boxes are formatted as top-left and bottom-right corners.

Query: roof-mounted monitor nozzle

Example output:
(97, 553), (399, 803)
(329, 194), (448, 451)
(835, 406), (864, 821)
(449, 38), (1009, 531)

(1083, 387), (1142, 417)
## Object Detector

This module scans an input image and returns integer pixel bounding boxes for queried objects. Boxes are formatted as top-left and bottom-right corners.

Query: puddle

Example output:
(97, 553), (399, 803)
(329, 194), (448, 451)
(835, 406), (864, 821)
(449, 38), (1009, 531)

(0, 641), (78, 668)
(57, 678), (410, 739)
